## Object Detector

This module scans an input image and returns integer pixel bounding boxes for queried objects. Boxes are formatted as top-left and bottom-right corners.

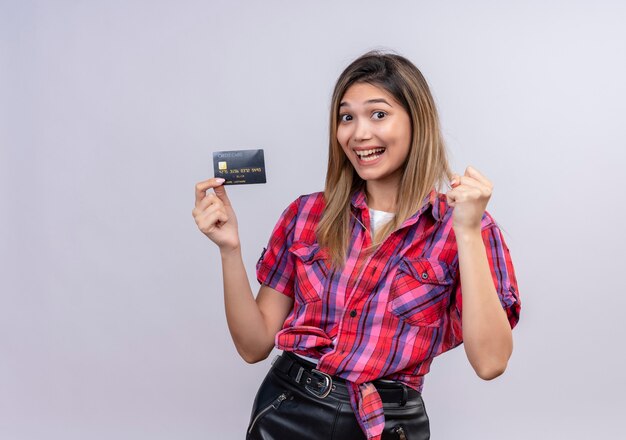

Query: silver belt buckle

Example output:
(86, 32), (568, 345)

(305, 369), (333, 399)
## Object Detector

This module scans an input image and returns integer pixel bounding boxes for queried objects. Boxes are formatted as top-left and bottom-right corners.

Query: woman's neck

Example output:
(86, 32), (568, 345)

(365, 179), (399, 212)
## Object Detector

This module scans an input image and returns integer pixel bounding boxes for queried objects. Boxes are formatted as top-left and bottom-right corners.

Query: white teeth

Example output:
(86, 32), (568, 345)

(361, 154), (382, 162)
(354, 147), (385, 157)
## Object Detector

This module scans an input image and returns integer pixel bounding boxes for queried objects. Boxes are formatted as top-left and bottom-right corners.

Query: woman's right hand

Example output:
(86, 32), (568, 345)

(192, 177), (240, 252)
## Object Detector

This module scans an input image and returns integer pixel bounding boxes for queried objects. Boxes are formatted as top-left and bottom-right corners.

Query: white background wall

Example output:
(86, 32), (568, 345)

(1, 0), (625, 438)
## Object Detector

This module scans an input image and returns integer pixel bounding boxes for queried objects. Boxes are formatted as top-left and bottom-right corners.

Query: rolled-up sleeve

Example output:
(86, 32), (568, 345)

(255, 197), (301, 298)
(443, 221), (522, 351)
(479, 223), (521, 327)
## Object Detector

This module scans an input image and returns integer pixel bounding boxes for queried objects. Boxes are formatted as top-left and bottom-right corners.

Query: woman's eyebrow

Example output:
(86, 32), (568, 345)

(339, 98), (393, 108)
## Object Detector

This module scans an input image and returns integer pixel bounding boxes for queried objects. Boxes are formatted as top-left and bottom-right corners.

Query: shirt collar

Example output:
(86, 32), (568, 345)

(350, 186), (441, 223)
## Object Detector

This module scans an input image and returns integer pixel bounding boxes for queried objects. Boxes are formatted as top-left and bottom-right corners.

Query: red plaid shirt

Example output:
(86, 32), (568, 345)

(256, 188), (521, 439)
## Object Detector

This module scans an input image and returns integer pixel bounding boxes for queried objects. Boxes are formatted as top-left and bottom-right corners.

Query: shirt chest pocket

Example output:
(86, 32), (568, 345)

(387, 257), (455, 327)
(288, 241), (330, 304)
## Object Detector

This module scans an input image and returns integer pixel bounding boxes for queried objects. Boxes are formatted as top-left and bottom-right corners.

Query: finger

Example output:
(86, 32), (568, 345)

(445, 183), (482, 205)
(213, 182), (232, 207)
(192, 195), (219, 218)
(454, 175), (484, 191)
(465, 165), (492, 187)
(451, 186), (483, 200)
(450, 169), (486, 191)
(449, 173), (461, 188)
(192, 198), (224, 218)
(199, 209), (229, 233)
(195, 178), (226, 206)
(202, 202), (225, 219)
(198, 193), (223, 211)
(445, 188), (457, 206)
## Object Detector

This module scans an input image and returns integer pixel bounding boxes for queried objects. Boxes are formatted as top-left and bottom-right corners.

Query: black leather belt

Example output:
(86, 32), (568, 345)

(271, 351), (420, 406)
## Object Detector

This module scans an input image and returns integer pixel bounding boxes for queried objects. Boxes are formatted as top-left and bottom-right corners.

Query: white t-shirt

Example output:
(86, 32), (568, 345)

(294, 208), (395, 366)
(369, 208), (395, 236)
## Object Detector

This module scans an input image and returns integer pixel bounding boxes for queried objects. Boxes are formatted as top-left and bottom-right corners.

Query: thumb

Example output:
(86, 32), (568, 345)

(213, 182), (232, 207)
(450, 173), (460, 188)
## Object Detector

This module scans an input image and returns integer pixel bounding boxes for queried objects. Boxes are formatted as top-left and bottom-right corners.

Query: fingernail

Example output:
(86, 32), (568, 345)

(215, 178), (225, 184)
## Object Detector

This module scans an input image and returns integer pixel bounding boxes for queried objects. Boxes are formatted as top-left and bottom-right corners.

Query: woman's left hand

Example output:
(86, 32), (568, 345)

(445, 165), (493, 233)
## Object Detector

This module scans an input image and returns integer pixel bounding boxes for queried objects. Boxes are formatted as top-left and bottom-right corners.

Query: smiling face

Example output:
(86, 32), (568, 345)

(336, 82), (412, 187)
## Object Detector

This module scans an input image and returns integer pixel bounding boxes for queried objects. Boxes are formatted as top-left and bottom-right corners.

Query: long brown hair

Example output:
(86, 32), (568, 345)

(317, 50), (454, 269)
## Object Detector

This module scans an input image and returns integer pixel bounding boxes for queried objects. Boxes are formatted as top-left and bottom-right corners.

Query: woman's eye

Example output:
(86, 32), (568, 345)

(340, 114), (352, 122)
(372, 111), (386, 120)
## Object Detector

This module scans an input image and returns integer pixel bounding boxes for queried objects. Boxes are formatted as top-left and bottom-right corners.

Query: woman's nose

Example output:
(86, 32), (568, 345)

(353, 119), (372, 142)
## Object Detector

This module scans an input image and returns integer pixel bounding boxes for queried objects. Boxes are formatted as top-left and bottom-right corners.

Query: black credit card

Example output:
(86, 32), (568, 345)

(212, 149), (266, 185)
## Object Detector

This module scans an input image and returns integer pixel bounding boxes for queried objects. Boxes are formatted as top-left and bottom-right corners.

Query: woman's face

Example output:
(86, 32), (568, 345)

(336, 82), (412, 185)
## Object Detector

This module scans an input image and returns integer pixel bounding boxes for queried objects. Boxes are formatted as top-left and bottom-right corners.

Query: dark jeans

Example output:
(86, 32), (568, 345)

(246, 353), (430, 439)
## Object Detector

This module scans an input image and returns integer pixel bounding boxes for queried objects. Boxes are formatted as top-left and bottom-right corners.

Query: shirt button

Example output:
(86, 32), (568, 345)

(350, 310), (357, 318)
(421, 272), (428, 279)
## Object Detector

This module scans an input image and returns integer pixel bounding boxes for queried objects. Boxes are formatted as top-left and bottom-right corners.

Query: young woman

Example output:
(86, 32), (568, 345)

(193, 50), (521, 440)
